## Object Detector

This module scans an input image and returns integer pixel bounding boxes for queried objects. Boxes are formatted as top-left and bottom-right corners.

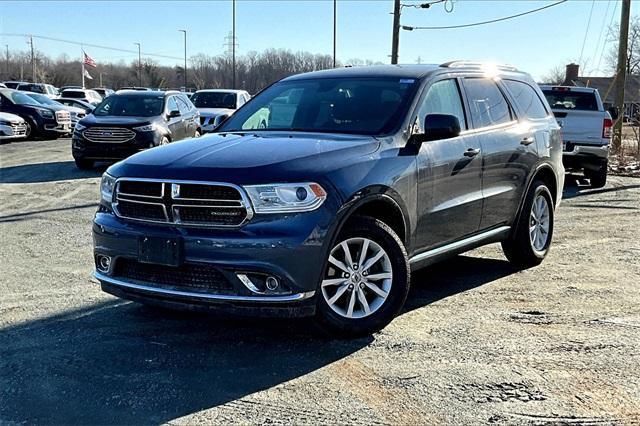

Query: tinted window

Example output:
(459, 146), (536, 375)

(190, 92), (237, 109)
(93, 95), (165, 117)
(504, 80), (548, 119)
(417, 79), (466, 131)
(62, 90), (85, 99)
(221, 77), (420, 135)
(541, 89), (598, 111)
(2, 90), (40, 105)
(463, 78), (512, 128)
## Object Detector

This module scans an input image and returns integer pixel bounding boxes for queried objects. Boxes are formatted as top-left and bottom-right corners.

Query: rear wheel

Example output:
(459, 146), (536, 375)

(315, 216), (410, 337)
(502, 180), (554, 268)
(74, 158), (94, 170)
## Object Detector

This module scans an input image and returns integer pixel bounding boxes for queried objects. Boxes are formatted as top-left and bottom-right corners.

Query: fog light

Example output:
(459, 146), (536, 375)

(96, 255), (111, 273)
(266, 276), (279, 291)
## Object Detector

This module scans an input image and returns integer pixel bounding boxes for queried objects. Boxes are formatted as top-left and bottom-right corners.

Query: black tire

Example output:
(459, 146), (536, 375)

(586, 168), (607, 188)
(502, 180), (554, 268)
(74, 158), (94, 170)
(24, 119), (38, 140)
(314, 216), (410, 338)
(159, 136), (170, 146)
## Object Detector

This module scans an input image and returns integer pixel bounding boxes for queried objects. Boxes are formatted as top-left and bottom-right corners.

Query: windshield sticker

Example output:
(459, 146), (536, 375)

(399, 79), (415, 84)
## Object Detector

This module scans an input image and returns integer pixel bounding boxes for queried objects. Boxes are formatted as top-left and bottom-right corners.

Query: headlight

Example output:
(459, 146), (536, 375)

(74, 123), (86, 132)
(133, 123), (157, 132)
(36, 108), (54, 118)
(244, 183), (327, 213)
(100, 173), (116, 204)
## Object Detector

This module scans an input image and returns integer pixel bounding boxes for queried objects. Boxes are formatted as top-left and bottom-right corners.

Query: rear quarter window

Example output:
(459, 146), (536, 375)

(504, 80), (548, 120)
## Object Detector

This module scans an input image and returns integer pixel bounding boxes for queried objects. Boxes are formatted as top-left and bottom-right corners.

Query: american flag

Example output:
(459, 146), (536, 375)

(83, 51), (97, 68)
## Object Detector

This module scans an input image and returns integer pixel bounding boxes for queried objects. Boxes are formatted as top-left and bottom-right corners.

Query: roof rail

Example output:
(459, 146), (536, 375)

(440, 61), (519, 72)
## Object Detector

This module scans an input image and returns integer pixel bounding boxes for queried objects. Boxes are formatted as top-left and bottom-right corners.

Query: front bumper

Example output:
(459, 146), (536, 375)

(0, 123), (27, 140)
(92, 206), (336, 316)
(44, 121), (71, 134)
(72, 130), (161, 161)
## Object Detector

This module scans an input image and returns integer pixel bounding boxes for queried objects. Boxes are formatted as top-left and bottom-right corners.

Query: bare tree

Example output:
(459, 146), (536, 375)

(606, 15), (640, 75)
(540, 64), (566, 85)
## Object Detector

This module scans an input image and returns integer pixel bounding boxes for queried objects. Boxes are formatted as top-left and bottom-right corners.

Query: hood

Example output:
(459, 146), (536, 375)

(197, 107), (234, 117)
(81, 114), (155, 127)
(0, 112), (25, 123)
(109, 132), (380, 184)
(59, 105), (85, 114)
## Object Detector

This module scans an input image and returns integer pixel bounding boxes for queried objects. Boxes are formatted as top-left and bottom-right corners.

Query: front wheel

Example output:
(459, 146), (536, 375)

(159, 136), (170, 146)
(194, 129), (201, 138)
(502, 180), (554, 268)
(315, 216), (410, 337)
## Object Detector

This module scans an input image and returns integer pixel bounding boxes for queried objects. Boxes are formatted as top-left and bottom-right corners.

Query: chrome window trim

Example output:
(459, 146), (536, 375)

(95, 271), (315, 303)
(112, 177), (254, 228)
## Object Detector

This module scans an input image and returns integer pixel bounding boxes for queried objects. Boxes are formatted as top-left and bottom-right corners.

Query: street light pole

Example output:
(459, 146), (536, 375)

(5, 45), (8, 79)
(333, 0), (337, 68)
(179, 30), (187, 91)
(99, 72), (107, 87)
(134, 42), (141, 87)
(232, 0), (236, 89)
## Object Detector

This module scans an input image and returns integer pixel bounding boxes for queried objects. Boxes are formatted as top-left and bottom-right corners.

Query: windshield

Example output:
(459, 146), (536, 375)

(93, 95), (164, 117)
(3, 90), (41, 106)
(218, 77), (419, 135)
(191, 92), (237, 109)
(542, 90), (599, 111)
(25, 93), (59, 106)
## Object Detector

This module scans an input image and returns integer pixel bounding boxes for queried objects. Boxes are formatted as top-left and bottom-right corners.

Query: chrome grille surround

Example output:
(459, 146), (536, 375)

(83, 127), (136, 143)
(55, 110), (71, 124)
(112, 178), (254, 228)
(10, 123), (27, 137)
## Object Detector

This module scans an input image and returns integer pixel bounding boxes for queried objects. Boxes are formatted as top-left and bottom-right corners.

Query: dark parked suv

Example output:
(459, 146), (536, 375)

(72, 90), (201, 169)
(93, 63), (564, 336)
(0, 88), (71, 139)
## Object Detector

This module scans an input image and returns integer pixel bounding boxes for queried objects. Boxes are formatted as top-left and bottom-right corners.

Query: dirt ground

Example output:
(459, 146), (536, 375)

(1, 138), (639, 425)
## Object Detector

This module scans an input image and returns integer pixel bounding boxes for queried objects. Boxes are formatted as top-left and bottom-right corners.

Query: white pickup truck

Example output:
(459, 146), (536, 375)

(540, 85), (613, 188)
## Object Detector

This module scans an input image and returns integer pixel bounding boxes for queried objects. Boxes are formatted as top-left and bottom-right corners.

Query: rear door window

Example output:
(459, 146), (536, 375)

(504, 80), (548, 119)
(541, 89), (598, 111)
(463, 78), (513, 129)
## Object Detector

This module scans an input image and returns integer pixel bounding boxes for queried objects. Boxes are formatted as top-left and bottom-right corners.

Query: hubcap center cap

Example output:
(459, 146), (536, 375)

(351, 273), (361, 283)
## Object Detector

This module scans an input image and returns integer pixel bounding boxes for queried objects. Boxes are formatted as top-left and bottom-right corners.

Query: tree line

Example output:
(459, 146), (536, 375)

(1, 48), (382, 93)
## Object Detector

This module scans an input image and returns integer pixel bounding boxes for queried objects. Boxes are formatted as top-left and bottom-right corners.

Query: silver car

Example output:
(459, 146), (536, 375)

(190, 89), (251, 132)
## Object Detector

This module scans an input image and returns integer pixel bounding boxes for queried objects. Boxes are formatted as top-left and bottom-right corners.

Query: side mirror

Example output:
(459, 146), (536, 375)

(167, 109), (181, 119)
(607, 106), (619, 120)
(410, 114), (461, 145)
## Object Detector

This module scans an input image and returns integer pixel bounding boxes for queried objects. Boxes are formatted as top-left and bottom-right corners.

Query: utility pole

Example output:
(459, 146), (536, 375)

(232, 0), (236, 89)
(5, 45), (8, 79)
(28, 35), (36, 82)
(333, 0), (337, 68)
(612, 0), (631, 152)
(179, 30), (187, 91)
(134, 42), (142, 87)
(391, 0), (401, 64)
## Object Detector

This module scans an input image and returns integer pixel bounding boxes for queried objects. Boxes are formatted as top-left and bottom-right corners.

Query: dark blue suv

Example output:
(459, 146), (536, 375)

(93, 63), (564, 336)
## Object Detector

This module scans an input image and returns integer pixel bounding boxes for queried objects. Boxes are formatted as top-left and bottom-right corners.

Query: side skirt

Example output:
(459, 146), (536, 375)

(409, 226), (511, 271)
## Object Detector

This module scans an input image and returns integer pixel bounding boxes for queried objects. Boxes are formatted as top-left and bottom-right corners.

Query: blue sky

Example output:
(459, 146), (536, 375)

(0, 0), (637, 80)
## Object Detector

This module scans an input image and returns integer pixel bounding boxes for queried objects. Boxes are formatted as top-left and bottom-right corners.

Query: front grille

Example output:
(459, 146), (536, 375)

(114, 258), (235, 295)
(10, 123), (27, 136)
(83, 127), (136, 143)
(55, 110), (71, 124)
(113, 179), (252, 227)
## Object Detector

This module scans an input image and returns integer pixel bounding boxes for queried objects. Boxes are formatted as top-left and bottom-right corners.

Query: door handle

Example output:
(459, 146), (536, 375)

(463, 148), (481, 157)
(520, 136), (535, 146)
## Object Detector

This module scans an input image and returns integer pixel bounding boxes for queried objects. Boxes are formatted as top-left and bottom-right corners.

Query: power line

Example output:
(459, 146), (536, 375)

(586, 0), (612, 74)
(596, 0), (619, 74)
(578, 0), (596, 67)
(402, 0), (567, 30)
(0, 33), (183, 61)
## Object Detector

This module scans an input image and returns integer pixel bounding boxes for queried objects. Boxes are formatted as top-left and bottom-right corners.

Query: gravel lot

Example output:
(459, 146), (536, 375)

(1, 138), (639, 425)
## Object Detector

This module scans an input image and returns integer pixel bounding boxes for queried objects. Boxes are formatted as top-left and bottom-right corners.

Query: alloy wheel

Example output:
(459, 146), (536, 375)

(321, 237), (393, 319)
(529, 194), (550, 252)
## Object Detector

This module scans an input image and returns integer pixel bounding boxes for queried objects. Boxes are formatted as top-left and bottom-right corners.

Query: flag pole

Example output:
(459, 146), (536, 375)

(81, 46), (85, 88)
